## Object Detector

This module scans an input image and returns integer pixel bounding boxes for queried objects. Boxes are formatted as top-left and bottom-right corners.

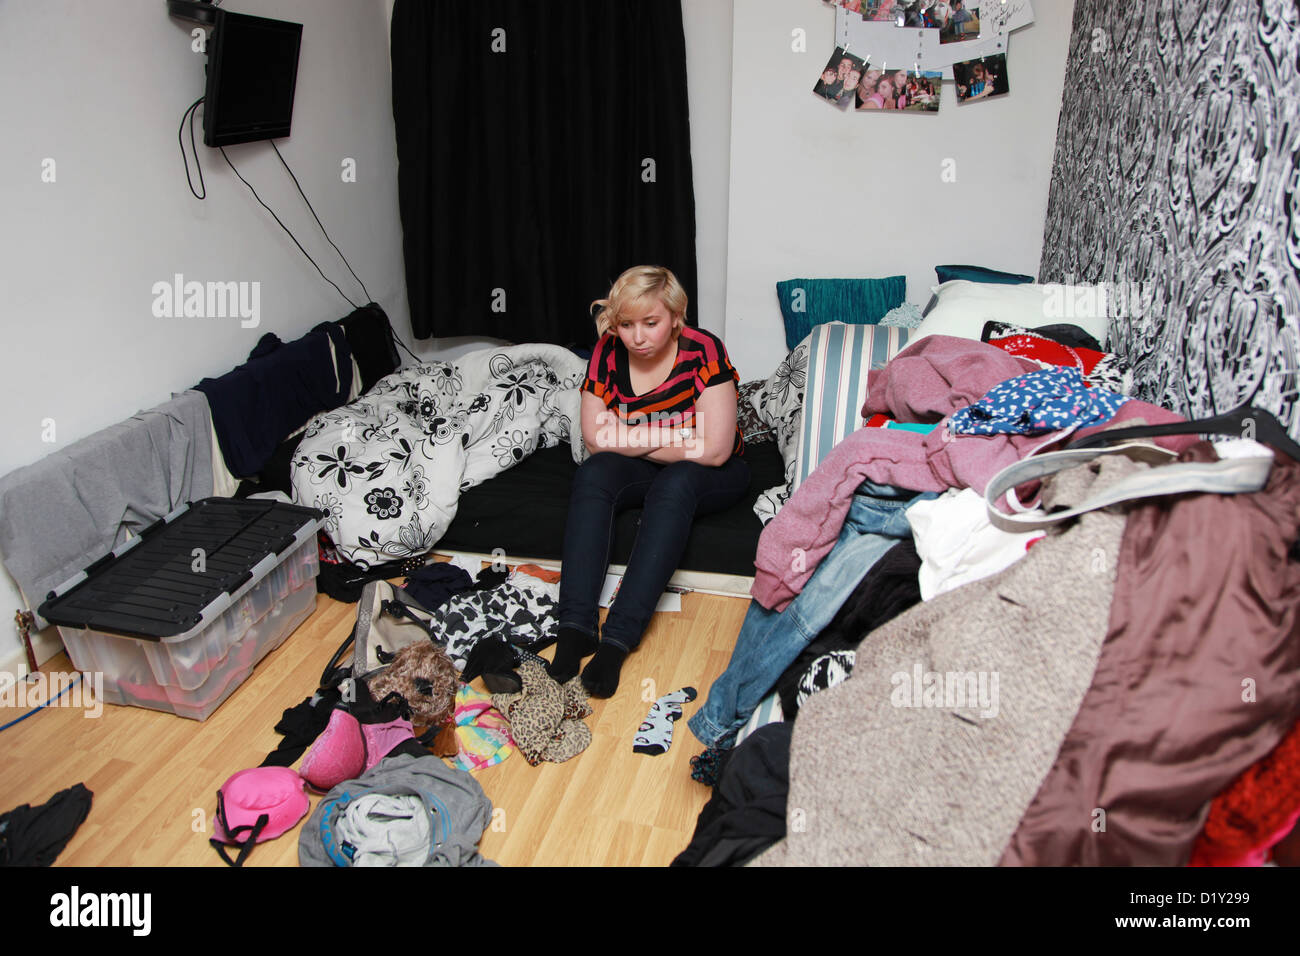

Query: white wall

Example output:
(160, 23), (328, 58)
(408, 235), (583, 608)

(0, 0), (406, 674)
(724, 0), (1077, 379)
(682, 0), (735, 336)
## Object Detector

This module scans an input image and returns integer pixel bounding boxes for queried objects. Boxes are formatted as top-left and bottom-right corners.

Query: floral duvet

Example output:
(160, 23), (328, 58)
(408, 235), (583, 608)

(291, 343), (588, 567)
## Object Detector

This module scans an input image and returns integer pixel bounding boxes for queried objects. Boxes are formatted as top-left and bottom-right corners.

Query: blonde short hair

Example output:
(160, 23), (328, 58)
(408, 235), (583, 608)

(591, 265), (688, 338)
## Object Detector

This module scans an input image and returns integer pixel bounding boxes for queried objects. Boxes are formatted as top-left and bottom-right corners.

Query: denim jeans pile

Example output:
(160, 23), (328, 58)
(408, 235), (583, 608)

(689, 481), (935, 749)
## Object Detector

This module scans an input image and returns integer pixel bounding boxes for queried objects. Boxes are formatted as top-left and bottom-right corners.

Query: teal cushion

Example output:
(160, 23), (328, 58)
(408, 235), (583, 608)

(934, 264), (1035, 285)
(776, 276), (906, 352)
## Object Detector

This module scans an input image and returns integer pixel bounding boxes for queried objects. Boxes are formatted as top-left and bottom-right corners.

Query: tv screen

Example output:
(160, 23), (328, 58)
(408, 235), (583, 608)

(203, 9), (303, 147)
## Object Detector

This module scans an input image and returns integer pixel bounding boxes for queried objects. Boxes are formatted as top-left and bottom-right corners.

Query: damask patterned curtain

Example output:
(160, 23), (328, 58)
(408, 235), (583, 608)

(1039, 0), (1300, 435)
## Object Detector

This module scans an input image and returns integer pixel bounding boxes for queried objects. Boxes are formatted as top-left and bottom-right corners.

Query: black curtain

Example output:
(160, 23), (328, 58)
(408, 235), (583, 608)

(391, 0), (699, 345)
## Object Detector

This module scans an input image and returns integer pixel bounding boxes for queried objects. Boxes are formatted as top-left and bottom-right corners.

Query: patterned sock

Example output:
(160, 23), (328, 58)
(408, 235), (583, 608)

(633, 687), (698, 756)
(689, 747), (724, 786)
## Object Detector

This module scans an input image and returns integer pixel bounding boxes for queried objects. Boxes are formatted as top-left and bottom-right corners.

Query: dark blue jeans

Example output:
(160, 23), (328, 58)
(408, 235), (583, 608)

(558, 452), (751, 652)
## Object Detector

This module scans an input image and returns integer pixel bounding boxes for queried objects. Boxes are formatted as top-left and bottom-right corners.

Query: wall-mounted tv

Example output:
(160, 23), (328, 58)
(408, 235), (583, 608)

(202, 9), (303, 148)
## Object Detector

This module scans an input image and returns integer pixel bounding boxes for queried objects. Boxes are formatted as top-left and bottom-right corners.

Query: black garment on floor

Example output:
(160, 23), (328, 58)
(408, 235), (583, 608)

(260, 686), (344, 768)
(775, 538), (923, 719)
(401, 562), (474, 612)
(471, 566), (509, 591)
(337, 303), (401, 394)
(672, 722), (792, 867)
(316, 554), (426, 604)
(195, 323), (353, 480)
(0, 783), (93, 866)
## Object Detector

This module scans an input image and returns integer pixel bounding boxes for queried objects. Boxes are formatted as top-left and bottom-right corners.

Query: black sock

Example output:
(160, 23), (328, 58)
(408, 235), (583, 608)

(547, 626), (598, 684)
(580, 643), (629, 699)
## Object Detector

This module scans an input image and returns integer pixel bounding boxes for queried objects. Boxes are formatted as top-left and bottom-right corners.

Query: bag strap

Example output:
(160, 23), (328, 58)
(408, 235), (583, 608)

(381, 597), (437, 637)
(985, 441), (1273, 532)
(326, 574), (437, 690)
(209, 790), (269, 868)
(320, 625), (357, 689)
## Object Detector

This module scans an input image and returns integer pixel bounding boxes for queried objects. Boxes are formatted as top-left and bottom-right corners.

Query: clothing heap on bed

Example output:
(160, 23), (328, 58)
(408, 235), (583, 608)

(675, 327), (1300, 868)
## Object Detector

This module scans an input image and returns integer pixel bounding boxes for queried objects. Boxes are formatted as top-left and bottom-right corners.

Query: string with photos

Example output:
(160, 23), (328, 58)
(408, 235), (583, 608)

(813, 2), (951, 113)
(831, 0), (1036, 78)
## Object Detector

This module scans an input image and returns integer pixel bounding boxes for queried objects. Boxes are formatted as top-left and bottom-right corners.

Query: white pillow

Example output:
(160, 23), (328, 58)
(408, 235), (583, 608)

(910, 280), (1111, 348)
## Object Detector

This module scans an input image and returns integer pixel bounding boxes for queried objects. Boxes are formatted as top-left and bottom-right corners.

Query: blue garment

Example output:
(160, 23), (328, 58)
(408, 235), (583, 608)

(557, 452), (751, 653)
(401, 561), (474, 613)
(196, 323), (354, 479)
(948, 367), (1127, 437)
(688, 481), (936, 750)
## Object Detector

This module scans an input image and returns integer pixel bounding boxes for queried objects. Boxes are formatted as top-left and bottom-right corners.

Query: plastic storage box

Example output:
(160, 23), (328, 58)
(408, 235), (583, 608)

(39, 498), (324, 720)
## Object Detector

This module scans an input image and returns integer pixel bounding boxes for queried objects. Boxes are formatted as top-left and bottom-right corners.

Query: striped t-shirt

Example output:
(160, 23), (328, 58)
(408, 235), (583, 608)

(581, 325), (744, 458)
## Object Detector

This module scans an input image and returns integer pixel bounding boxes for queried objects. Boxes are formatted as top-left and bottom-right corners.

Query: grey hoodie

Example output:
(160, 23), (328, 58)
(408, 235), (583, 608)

(299, 753), (498, 867)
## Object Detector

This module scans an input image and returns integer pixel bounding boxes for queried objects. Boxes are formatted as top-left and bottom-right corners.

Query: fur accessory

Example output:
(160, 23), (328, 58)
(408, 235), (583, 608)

(367, 641), (460, 729)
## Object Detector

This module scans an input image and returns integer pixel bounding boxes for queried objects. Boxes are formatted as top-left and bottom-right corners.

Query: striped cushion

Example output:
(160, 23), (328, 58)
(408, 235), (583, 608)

(792, 322), (911, 491)
(733, 691), (785, 748)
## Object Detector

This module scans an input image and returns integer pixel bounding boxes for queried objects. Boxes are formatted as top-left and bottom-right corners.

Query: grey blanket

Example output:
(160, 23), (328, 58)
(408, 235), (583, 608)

(299, 752), (497, 867)
(0, 389), (215, 626)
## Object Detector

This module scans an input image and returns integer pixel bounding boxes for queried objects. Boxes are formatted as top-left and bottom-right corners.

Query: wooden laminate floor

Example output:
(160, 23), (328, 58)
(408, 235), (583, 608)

(0, 572), (749, 867)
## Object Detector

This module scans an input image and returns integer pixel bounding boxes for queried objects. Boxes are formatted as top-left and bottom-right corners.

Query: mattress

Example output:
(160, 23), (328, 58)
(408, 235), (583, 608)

(436, 442), (785, 577)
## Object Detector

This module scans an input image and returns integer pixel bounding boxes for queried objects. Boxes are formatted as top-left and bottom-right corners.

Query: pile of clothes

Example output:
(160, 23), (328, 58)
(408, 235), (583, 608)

(679, 333), (1300, 867)
(214, 560), (601, 867)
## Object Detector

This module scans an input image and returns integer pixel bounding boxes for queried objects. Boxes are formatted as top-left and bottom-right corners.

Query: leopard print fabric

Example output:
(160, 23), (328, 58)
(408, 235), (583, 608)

(491, 661), (592, 765)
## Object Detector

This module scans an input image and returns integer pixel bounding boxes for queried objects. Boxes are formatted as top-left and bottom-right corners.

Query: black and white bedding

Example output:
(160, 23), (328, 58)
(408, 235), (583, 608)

(745, 339), (809, 525)
(291, 344), (587, 567)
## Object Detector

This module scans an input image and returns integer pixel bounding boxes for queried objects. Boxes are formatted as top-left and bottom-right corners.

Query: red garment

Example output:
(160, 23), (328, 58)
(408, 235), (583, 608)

(582, 326), (743, 456)
(984, 329), (1106, 374)
(1189, 717), (1300, 866)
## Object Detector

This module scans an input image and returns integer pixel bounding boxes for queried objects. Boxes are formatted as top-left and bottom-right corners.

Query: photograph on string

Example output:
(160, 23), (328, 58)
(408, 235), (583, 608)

(954, 53), (1008, 103)
(938, 1), (981, 43)
(814, 46), (868, 106)
(892, 2), (946, 27)
(823, 1), (876, 17)
(855, 68), (942, 112)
